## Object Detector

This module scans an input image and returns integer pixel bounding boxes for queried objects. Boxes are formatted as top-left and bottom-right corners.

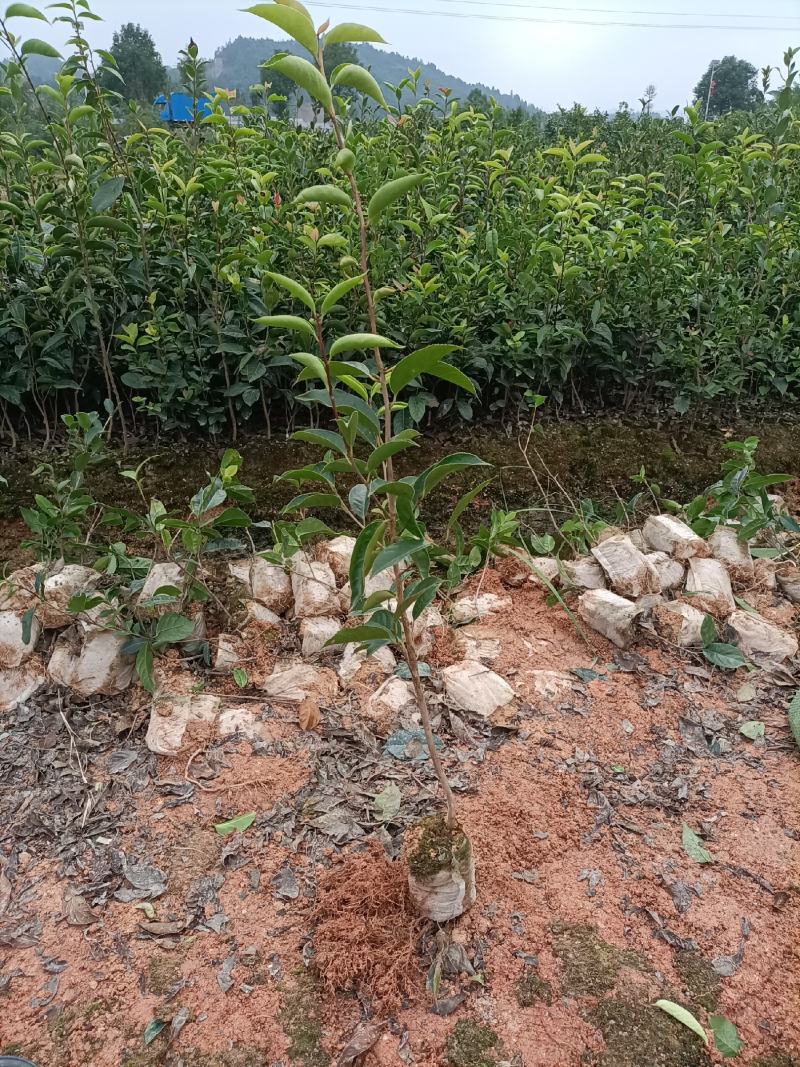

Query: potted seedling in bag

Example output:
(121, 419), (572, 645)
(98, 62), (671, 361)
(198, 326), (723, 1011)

(247, 0), (485, 919)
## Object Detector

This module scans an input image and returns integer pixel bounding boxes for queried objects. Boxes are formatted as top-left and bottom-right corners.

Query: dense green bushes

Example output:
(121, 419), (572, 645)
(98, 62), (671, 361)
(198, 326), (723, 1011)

(0, 8), (799, 442)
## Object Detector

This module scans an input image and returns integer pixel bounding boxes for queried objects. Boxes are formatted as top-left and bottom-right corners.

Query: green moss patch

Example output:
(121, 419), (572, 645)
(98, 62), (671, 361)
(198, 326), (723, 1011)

(673, 950), (720, 1012)
(407, 814), (472, 880)
(590, 998), (711, 1067)
(278, 972), (327, 1067)
(551, 922), (648, 996)
(445, 1020), (501, 1067)
(515, 969), (553, 1007)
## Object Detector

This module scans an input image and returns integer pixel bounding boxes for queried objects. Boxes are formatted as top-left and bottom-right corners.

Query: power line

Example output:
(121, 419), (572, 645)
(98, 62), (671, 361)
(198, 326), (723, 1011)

(389, 0), (800, 22)
(304, 0), (800, 30)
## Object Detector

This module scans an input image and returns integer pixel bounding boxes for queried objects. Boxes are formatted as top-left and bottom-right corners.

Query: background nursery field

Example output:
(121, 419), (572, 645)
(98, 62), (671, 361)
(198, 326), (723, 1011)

(0, 3), (800, 1067)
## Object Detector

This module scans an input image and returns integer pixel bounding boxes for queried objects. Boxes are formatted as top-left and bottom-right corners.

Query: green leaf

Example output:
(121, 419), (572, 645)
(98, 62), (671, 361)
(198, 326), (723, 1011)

(214, 812), (256, 834)
(349, 519), (385, 609)
(425, 360), (476, 396)
(370, 538), (427, 578)
(700, 613), (716, 647)
(709, 1016), (744, 1058)
(244, 3), (318, 55)
(373, 783), (401, 822)
(143, 1018), (167, 1046)
(153, 613), (196, 648)
(368, 173), (425, 225)
(330, 63), (386, 108)
(136, 644), (154, 693)
(295, 183), (351, 209)
(255, 314), (315, 337)
(291, 427), (348, 456)
(20, 605), (36, 645)
(262, 52), (332, 109)
(320, 273), (365, 315)
(91, 176), (124, 213)
(681, 823), (713, 864)
(415, 453), (491, 498)
(447, 479), (493, 534)
(326, 623), (394, 646)
(390, 344), (460, 395)
(787, 689), (800, 750)
(5, 3), (48, 20)
(282, 492), (341, 513)
(232, 667), (249, 688)
(366, 436), (419, 474)
(739, 720), (764, 741)
(349, 483), (368, 521)
(655, 1001), (708, 1046)
(20, 38), (61, 58)
(325, 21), (386, 45)
(329, 332), (401, 357)
(210, 507), (252, 527)
(84, 215), (135, 237)
(703, 642), (746, 670)
(264, 270), (315, 312)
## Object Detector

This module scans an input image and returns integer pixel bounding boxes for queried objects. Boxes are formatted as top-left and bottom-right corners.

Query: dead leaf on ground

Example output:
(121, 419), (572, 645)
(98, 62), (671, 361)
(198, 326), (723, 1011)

(0, 871), (11, 917)
(139, 918), (188, 937)
(337, 1020), (385, 1066)
(62, 885), (98, 926)
(298, 696), (321, 732)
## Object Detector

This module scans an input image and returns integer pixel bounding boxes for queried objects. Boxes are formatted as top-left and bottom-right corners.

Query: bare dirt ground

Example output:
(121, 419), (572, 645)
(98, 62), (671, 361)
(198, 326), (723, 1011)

(1, 577), (799, 1067)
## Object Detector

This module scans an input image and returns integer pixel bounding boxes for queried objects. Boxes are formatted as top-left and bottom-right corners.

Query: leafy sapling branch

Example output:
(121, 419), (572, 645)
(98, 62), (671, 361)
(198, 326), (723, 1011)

(247, 0), (488, 911)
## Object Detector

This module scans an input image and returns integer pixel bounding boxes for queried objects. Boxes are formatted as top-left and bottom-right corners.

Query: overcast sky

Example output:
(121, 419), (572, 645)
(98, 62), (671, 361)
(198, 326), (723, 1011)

(16, 0), (800, 111)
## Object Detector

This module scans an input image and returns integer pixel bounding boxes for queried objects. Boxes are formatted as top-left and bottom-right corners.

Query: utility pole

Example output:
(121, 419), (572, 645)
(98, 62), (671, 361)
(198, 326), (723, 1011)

(705, 58), (720, 119)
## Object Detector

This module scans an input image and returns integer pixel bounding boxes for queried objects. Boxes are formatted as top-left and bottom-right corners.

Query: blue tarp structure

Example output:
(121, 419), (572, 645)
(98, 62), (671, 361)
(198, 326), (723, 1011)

(154, 92), (213, 124)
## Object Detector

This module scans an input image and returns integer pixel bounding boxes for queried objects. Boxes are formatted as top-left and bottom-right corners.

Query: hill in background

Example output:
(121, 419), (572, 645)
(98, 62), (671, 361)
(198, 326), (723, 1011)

(211, 36), (541, 113)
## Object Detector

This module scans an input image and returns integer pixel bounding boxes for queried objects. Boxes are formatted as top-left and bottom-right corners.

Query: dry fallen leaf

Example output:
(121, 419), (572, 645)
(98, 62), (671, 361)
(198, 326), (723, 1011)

(0, 870), (11, 918)
(62, 885), (98, 927)
(298, 696), (321, 732)
(337, 1020), (385, 1066)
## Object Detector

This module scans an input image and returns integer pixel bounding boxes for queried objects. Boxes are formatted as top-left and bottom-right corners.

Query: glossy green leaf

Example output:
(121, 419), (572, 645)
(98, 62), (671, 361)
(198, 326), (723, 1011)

(330, 63), (386, 108)
(282, 492), (341, 512)
(329, 332), (400, 357)
(655, 1001), (708, 1046)
(703, 642), (746, 669)
(209, 506), (252, 527)
(143, 1018), (167, 1046)
(370, 538), (427, 577)
(709, 1015), (744, 1058)
(415, 453), (491, 498)
(390, 344), (460, 395)
(5, 4), (48, 20)
(244, 4), (318, 55)
(325, 623), (393, 646)
(262, 52), (332, 110)
(700, 613), (716, 647)
(320, 273), (365, 315)
(20, 37), (61, 58)
(366, 435), (419, 474)
(214, 811), (256, 834)
(153, 613), (196, 648)
(295, 183), (351, 209)
(264, 270), (315, 312)
(136, 644), (155, 693)
(291, 427), (348, 456)
(681, 823), (713, 864)
(325, 21), (386, 45)
(91, 176), (124, 213)
(348, 483), (368, 520)
(349, 519), (385, 609)
(255, 314), (315, 337)
(368, 173), (425, 225)
(447, 478), (493, 533)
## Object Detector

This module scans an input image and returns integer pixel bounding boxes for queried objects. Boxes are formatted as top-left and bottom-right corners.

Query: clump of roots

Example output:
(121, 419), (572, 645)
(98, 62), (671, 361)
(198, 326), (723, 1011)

(312, 843), (427, 1011)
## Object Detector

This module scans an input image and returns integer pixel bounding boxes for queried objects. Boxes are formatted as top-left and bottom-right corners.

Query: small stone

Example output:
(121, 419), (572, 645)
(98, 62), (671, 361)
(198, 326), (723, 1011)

(338, 644), (396, 683)
(708, 526), (754, 581)
(562, 557), (607, 591)
(652, 601), (705, 647)
(526, 557), (560, 588)
(291, 555), (341, 618)
(300, 616), (341, 658)
(451, 593), (512, 625)
(41, 564), (101, 628)
(528, 669), (574, 704)
(365, 677), (416, 734)
(136, 562), (184, 618)
(315, 536), (356, 584)
(146, 693), (221, 756)
(776, 565), (800, 603)
(0, 660), (46, 713)
(642, 514), (710, 559)
(645, 552), (685, 593)
(442, 660), (515, 717)
(48, 624), (135, 696)
(0, 609), (41, 668)
(262, 661), (338, 704)
(229, 557), (292, 615)
(214, 634), (239, 674)
(726, 609), (798, 664)
(578, 589), (640, 649)
(243, 600), (281, 627)
(591, 534), (660, 598)
(685, 558), (735, 617)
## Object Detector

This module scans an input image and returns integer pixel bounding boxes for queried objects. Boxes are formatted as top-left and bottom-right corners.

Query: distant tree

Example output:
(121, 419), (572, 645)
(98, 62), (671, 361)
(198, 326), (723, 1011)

(107, 23), (166, 103)
(466, 87), (490, 113)
(694, 56), (763, 117)
(640, 83), (657, 114)
(323, 40), (358, 73)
